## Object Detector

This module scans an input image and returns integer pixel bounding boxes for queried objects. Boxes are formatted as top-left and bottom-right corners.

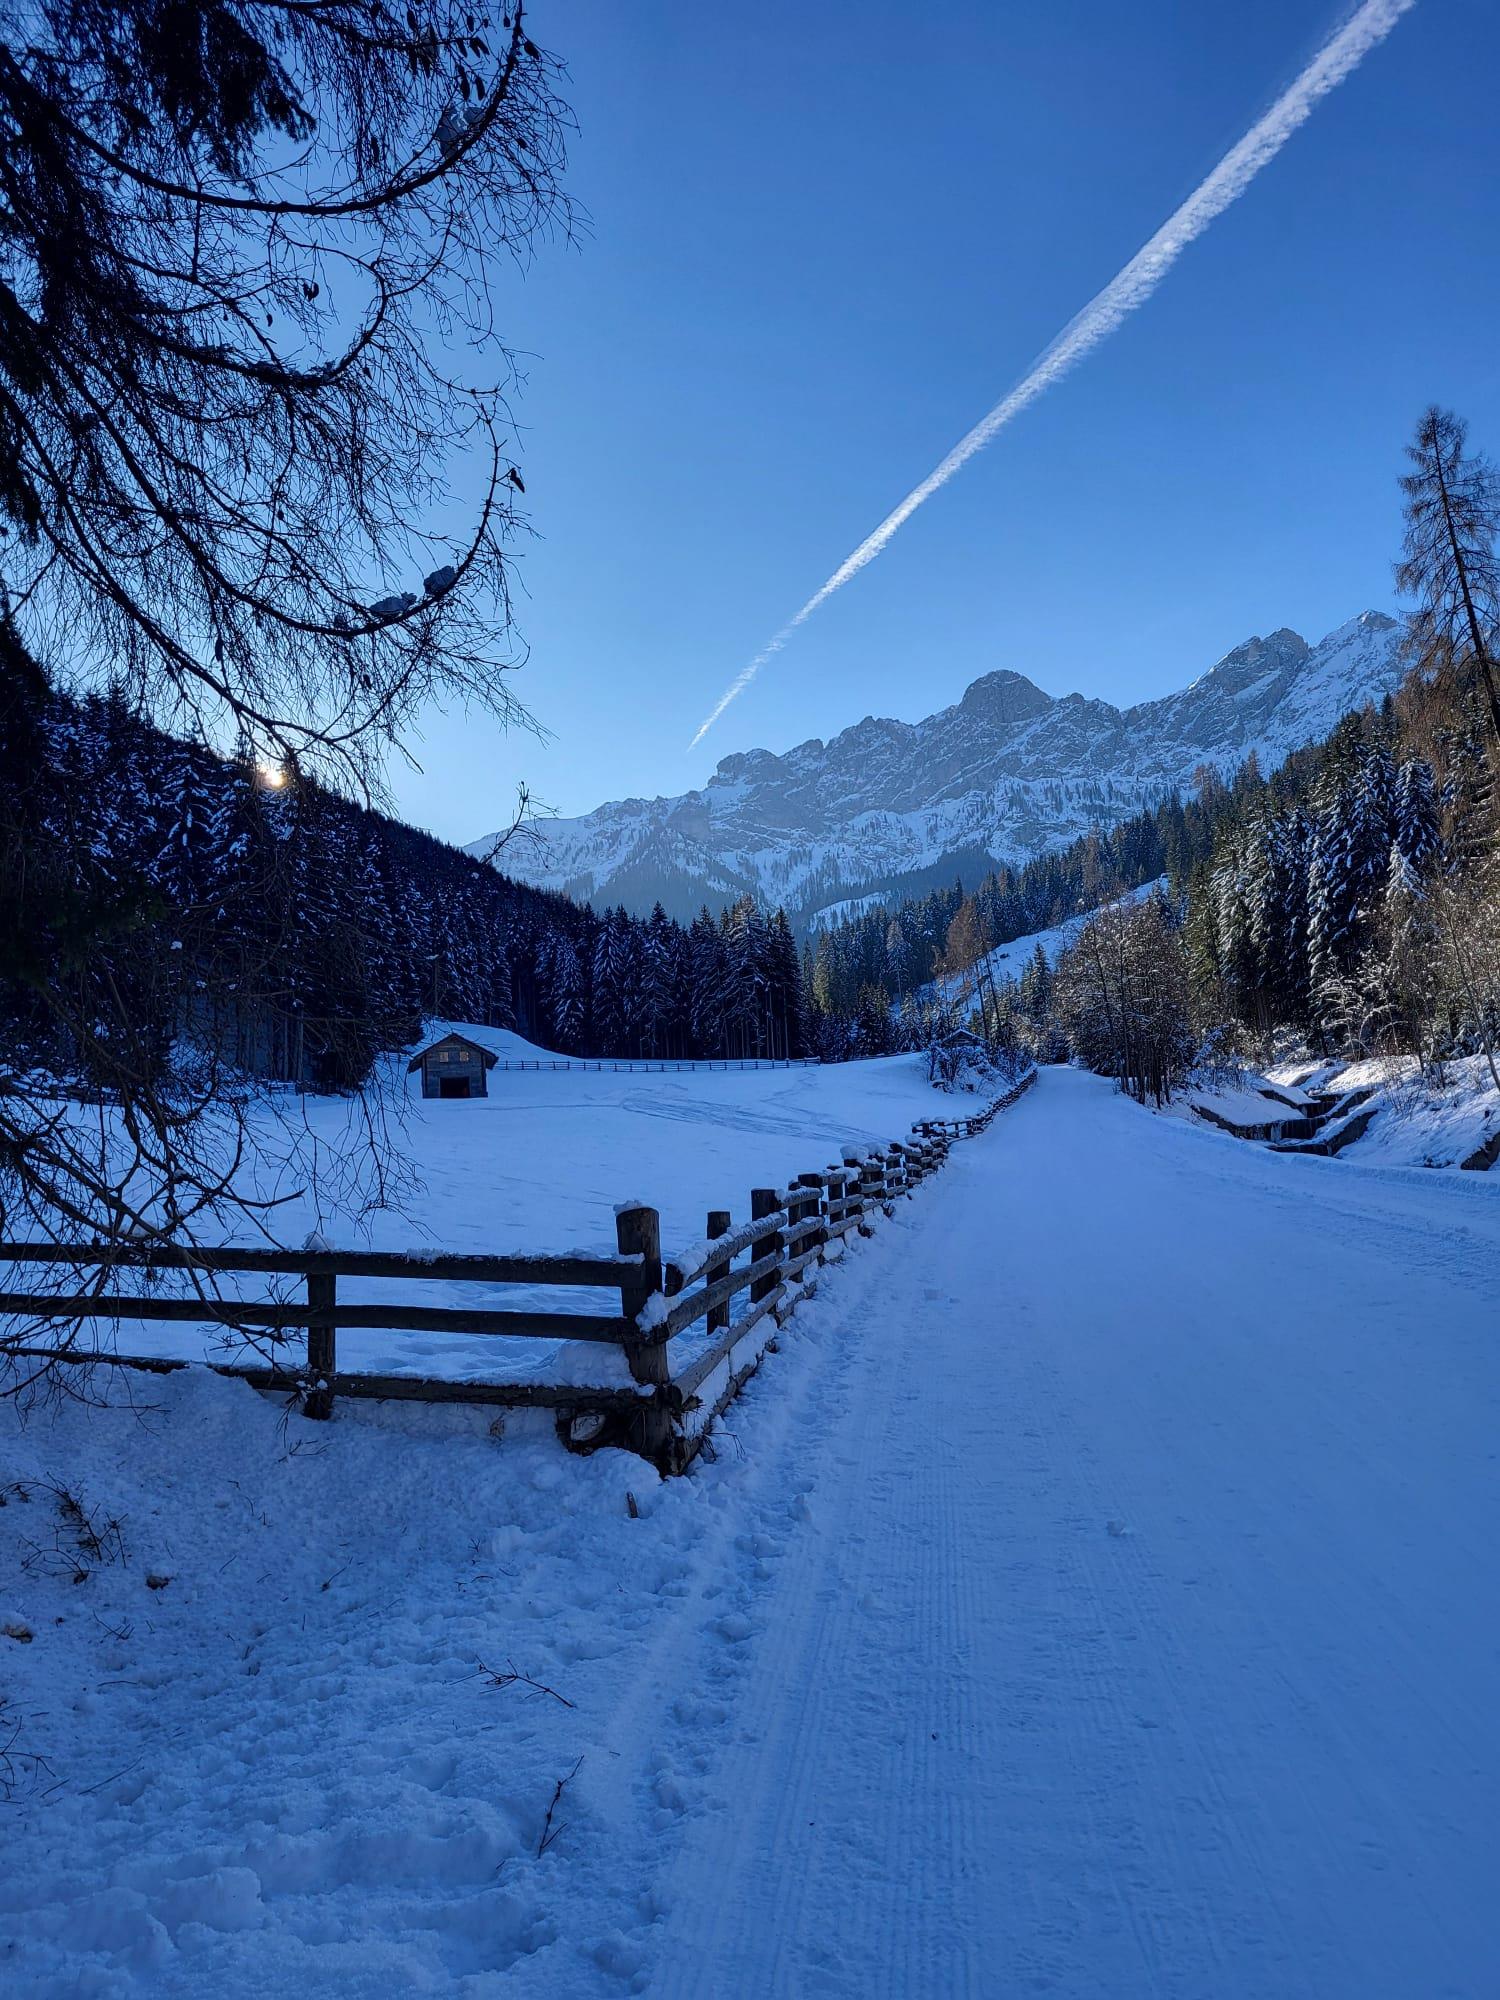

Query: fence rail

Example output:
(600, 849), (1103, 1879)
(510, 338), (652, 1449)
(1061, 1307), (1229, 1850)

(0, 1069), (1036, 1468)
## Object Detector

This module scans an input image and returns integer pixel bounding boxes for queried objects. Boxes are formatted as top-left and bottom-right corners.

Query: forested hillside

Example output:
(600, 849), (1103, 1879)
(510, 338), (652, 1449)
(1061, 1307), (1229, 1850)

(805, 785), (1211, 1026)
(0, 674), (810, 1096)
(1029, 415), (1500, 1106)
(6, 611), (1486, 1099)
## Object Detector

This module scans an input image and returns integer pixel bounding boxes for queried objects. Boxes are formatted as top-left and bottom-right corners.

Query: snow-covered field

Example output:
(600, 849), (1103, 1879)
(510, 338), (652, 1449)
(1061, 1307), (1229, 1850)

(4, 1067), (1497, 1997)
(247, 1025), (942, 1262)
(8, 1030), (943, 1388)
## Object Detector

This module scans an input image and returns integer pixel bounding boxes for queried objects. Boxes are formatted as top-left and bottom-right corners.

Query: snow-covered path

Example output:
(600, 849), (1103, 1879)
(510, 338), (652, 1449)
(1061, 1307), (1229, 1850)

(626, 1067), (1500, 1998)
(4, 1067), (1497, 1996)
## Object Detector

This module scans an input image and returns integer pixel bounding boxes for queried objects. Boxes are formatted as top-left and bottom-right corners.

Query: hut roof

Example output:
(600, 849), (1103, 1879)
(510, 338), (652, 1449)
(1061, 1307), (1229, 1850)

(406, 1031), (500, 1075)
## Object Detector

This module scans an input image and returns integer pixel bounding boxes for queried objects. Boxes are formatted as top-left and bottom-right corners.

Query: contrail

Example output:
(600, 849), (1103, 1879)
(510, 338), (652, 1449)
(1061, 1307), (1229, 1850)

(690, 0), (1416, 749)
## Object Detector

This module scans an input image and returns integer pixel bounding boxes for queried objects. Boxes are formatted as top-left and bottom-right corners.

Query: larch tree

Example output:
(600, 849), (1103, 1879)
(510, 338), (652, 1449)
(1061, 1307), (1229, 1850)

(1396, 408), (1500, 751)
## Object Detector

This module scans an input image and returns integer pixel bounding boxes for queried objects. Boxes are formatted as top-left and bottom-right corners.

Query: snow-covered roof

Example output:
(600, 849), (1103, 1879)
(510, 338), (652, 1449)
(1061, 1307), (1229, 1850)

(406, 1031), (500, 1073)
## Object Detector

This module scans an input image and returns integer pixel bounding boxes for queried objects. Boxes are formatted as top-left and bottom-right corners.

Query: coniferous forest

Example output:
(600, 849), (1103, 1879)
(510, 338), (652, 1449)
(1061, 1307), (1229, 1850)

(0, 672), (812, 1095)
(1044, 410), (1500, 1104)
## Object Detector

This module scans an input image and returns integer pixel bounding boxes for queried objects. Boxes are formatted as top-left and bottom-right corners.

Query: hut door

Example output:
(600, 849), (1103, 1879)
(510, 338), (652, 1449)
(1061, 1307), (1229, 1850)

(438, 1076), (469, 1099)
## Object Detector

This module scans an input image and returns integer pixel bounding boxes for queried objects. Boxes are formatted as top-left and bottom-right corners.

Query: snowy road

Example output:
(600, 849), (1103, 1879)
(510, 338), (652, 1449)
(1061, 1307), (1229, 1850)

(4, 1066), (1497, 1996)
(621, 1067), (1500, 1999)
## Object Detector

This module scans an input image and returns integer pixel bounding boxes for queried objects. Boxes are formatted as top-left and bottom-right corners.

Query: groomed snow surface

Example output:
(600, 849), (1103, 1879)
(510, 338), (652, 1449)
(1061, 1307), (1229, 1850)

(4, 1066), (1498, 1996)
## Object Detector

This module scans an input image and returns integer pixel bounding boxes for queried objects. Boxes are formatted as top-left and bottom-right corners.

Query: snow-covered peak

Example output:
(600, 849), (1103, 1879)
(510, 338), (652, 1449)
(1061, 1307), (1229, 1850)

(956, 669), (1055, 728)
(1187, 627), (1310, 697)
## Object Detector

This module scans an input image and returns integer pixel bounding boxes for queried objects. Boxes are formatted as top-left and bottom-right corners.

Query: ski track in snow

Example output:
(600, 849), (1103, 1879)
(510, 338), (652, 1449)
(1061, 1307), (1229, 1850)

(3, 1067), (1497, 1996)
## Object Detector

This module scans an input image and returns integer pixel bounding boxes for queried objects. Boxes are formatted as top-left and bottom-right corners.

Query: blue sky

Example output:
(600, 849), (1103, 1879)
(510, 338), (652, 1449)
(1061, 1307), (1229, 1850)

(392, 0), (1500, 844)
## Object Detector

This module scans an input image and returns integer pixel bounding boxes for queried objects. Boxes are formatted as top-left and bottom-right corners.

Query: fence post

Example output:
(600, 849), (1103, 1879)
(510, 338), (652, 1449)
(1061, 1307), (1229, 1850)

(305, 1270), (336, 1420)
(825, 1167), (848, 1238)
(795, 1172), (828, 1261)
(616, 1204), (675, 1465)
(846, 1149), (877, 1232)
(750, 1188), (783, 1305)
(797, 1182), (820, 1277)
(705, 1209), (731, 1335)
(839, 1151), (863, 1222)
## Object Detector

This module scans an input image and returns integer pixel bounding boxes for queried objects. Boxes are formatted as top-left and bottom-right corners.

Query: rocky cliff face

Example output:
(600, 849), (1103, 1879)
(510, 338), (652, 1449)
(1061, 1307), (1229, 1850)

(474, 612), (1405, 925)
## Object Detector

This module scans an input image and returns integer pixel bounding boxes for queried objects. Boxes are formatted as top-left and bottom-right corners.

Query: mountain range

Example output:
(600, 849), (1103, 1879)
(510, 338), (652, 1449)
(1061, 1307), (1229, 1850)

(473, 611), (1407, 928)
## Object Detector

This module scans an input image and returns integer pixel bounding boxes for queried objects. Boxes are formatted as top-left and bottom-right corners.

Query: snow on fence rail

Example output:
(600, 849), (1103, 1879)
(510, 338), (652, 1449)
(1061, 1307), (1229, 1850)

(0, 1071), (1035, 1471)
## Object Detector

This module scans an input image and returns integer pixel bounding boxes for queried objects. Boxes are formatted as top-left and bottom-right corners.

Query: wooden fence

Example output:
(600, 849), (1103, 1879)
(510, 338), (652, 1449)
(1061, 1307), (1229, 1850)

(0, 1070), (1035, 1471)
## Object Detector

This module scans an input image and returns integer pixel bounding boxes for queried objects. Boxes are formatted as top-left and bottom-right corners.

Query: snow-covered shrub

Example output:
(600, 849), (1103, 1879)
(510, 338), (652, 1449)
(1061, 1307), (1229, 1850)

(1190, 1024), (1250, 1092)
(926, 1034), (1029, 1095)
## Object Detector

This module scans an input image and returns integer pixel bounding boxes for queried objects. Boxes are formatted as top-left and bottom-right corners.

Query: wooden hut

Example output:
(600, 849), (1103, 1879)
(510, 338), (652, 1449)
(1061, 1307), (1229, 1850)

(407, 1032), (498, 1100)
(927, 1025), (990, 1088)
(936, 1026), (987, 1054)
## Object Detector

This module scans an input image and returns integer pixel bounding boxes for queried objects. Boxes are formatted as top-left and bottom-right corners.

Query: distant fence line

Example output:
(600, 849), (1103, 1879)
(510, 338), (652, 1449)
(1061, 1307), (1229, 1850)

(26, 1054), (821, 1108)
(494, 1057), (821, 1074)
(0, 1072), (1036, 1472)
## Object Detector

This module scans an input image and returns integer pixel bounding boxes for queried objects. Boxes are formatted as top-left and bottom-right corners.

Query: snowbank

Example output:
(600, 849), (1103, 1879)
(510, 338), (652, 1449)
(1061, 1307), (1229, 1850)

(0, 1367), (656, 1989)
(0, 1198), (939, 1994)
(1265, 1053), (1500, 1170)
(1169, 1072), (1317, 1136)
